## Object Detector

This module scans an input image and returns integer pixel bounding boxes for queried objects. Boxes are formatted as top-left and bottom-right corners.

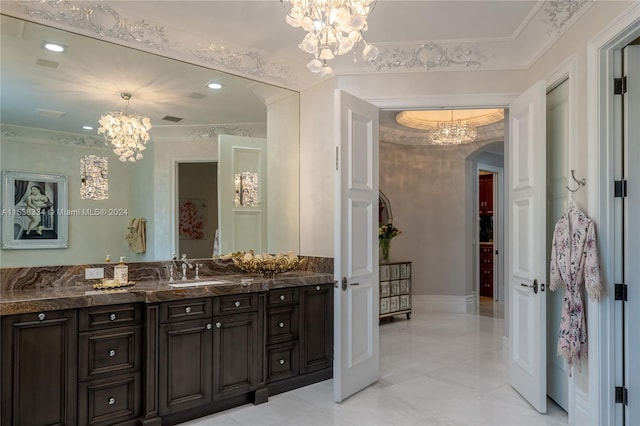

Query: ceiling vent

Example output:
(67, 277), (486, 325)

(188, 92), (206, 99)
(162, 115), (183, 123)
(36, 58), (59, 68)
(37, 108), (66, 118)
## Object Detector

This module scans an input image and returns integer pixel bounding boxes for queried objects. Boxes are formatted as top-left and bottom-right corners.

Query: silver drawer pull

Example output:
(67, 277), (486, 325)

(38, 313), (45, 321)
(185, 306), (191, 314)
(108, 397), (115, 405)
(207, 323), (213, 330)
(216, 322), (222, 328)
(279, 294), (285, 301)
(279, 359), (285, 365)
(234, 301), (241, 307)
(316, 286), (320, 291)
(279, 322), (285, 328)
(109, 313), (117, 321)
(109, 349), (116, 357)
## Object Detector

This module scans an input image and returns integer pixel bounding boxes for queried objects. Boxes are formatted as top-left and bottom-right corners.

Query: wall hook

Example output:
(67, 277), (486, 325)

(566, 169), (586, 193)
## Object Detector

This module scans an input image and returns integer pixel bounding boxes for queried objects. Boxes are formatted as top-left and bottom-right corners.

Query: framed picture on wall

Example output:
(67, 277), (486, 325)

(1, 171), (68, 249)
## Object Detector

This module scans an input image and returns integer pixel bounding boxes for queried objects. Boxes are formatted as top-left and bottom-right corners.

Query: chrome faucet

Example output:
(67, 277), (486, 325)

(180, 254), (193, 281)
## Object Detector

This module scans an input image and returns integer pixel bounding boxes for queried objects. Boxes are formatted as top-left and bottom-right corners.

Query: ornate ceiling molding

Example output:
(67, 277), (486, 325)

(192, 125), (253, 139)
(1, 124), (107, 148)
(15, 0), (295, 86)
(366, 42), (491, 72)
(543, 0), (594, 34)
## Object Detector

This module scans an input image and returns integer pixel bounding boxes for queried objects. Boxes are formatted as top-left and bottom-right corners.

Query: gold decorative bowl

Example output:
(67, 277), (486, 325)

(93, 279), (135, 290)
(224, 251), (305, 277)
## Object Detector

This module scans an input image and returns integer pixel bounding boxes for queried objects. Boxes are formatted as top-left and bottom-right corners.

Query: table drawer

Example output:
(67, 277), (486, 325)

(267, 305), (299, 344)
(160, 298), (212, 323)
(79, 326), (141, 380)
(267, 288), (298, 307)
(79, 304), (142, 331)
(78, 372), (141, 426)
(213, 293), (258, 315)
(266, 342), (299, 383)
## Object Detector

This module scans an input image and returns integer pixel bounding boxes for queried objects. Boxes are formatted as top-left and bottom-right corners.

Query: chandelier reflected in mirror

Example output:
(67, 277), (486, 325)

(98, 93), (152, 162)
(281, 0), (379, 75)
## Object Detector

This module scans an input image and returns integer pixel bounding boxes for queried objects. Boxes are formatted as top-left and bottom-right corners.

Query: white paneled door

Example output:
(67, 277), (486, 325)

(507, 81), (548, 413)
(334, 90), (380, 402)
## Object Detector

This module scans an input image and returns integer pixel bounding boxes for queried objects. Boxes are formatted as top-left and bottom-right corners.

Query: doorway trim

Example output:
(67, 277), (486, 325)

(587, 3), (640, 425)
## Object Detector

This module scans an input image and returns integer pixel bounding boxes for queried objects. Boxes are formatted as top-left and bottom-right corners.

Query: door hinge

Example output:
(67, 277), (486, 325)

(615, 284), (628, 301)
(614, 180), (627, 198)
(614, 76), (627, 95)
(615, 386), (629, 405)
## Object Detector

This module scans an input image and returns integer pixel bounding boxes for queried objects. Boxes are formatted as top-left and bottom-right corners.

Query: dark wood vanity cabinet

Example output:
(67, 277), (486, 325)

(300, 284), (333, 373)
(1, 309), (78, 426)
(78, 304), (143, 426)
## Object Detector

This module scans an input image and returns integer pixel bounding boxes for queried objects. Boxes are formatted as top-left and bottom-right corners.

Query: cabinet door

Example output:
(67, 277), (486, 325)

(1, 310), (78, 426)
(159, 319), (213, 415)
(212, 312), (258, 400)
(299, 284), (334, 374)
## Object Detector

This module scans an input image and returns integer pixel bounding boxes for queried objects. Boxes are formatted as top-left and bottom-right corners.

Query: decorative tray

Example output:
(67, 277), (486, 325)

(220, 251), (306, 277)
(92, 280), (135, 290)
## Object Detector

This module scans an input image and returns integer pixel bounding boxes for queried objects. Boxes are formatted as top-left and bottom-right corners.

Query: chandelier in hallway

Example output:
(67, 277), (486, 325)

(281, 0), (378, 76)
(428, 110), (478, 145)
(98, 93), (152, 162)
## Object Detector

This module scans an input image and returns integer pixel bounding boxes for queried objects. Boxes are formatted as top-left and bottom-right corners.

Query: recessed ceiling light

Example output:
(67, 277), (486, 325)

(207, 82), (223, 90)
(82, 125), (94, 130)
(42, 42), (66, 53)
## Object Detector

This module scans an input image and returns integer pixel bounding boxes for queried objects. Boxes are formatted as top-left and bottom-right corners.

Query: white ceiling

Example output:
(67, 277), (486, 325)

(0, 1), (595, 138)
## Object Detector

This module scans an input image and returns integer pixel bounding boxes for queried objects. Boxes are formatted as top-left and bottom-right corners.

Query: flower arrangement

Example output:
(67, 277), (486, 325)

(379, 223), (401, 262)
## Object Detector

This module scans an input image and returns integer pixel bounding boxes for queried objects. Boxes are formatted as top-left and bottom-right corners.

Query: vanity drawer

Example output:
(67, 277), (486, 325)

(267, 305), (299, 344)
(213, 293), (258, 315)
(267, 288), (298, 306)
(78, 372), (141, 426)
(266, 341), (299, 383)
(160, 298), (212, 323)
(79, 304), (142, 331)
(79, 326), (142, 381)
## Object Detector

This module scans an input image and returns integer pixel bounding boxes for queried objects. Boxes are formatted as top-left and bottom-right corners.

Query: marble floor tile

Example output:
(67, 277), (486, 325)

(180, 309), (567, 426)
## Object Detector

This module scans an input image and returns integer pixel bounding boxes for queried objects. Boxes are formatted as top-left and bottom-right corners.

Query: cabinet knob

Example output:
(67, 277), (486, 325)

(109, 313), (117, 321)
(279, 359), (285, 365)
(279, 322), (285, 328)
(234, 301), (241, 307)
(216, 322), (222, 328)
(38, 313), (45, 321)
(108, 397), (115, 405)
(185, 306), (191, 314)
(279, 294), (286, 301)
(207, 323), (213, 330)
(109, 349), (116, 357)
(316, 286), (320, 291)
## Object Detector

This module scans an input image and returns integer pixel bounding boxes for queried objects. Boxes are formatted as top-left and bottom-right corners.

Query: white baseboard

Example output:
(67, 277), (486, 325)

(412, 294), (477, 314)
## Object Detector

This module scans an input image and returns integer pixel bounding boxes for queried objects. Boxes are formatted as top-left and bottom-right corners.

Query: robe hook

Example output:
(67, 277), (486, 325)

(566, 170), (586, 193)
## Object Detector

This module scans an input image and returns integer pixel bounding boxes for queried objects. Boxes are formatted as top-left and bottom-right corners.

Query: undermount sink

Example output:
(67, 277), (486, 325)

(169, 280), (229, 288)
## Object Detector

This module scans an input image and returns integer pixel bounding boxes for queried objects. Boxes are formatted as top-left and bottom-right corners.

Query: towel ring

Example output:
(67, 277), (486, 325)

(566, 170), (586, 193)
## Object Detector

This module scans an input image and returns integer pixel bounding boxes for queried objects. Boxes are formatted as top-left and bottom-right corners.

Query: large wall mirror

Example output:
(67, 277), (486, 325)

(0, 14), (300, 267)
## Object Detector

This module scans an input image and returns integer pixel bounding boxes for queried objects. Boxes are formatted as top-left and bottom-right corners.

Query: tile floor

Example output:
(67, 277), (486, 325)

(181, 308), (567, 426)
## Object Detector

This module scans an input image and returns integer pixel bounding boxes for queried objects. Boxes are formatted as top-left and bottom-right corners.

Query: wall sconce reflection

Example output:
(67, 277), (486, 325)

(80, 154), (109, 200)
(234, 172), (259, 207)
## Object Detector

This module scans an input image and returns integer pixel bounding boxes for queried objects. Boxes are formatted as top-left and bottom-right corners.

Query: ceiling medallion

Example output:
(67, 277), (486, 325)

(544, 0), (593, 34)
(367, 42), (490, 72)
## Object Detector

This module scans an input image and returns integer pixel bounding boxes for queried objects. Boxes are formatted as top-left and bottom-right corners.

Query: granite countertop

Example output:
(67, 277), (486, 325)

(0, 271), (334, 316)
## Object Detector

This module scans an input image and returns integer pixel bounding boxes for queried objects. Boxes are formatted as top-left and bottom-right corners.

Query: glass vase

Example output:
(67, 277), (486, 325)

(380, 239), (390, 263)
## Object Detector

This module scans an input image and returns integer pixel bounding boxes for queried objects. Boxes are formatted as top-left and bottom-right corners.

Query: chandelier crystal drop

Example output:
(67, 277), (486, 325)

(98, 93), (152, 162)
(282, 0), (379, 75)
(429, 111), (477, 145)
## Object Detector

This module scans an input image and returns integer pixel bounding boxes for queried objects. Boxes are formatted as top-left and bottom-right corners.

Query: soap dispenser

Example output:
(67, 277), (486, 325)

(113, 256), (128, 284)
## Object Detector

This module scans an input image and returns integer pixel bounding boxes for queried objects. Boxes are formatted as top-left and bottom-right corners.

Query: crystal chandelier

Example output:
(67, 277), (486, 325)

(80, 155), (109, 200)
(98, 93), (152, 162)
(282, 0), (379, 75)
(429, 110), (477, 145)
